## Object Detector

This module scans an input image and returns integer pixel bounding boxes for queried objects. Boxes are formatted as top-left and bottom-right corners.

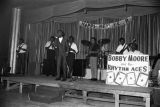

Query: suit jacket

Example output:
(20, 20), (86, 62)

(55, 36), (68, 56)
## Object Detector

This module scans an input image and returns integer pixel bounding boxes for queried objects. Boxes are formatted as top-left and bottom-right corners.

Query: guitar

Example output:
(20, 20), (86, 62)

(16, 46), (27, 53)
(116, 39), (136, 54)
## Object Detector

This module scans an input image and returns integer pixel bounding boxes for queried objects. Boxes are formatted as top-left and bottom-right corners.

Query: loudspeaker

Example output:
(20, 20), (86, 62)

(73, 59), (86, 77)
(42, 59), (57, 76)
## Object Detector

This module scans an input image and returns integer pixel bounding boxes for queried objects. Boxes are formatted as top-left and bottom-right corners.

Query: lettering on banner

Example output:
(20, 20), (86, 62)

(106, 54), (149, 87)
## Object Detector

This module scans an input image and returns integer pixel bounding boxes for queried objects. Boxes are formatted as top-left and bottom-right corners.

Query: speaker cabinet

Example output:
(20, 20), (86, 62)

(73, 59), (86, 77)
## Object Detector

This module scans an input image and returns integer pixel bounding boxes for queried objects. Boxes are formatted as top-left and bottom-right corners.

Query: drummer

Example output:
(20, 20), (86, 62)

(89, 37), (99, 81)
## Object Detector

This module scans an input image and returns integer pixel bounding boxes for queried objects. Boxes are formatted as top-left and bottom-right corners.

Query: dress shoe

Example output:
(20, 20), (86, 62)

(91, 78), (94, 81)
(94, 78), (97, 81)
(55, 77), (61, 80)
(46, 74), (50, 76)
(68, 78), (73, 82)
(61, 78), (66, 81)
(91, 78), (97, 81)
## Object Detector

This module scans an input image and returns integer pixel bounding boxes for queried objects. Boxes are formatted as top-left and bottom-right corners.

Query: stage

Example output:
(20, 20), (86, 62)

(1, 75), (152, 107)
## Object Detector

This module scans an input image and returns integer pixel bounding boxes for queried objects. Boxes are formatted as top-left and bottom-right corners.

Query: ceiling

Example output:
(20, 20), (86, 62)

(10, 0), (78, 9)
(8, 0), (160, 10)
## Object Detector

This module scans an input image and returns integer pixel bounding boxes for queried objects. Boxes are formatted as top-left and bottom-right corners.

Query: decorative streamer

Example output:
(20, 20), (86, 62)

(79, 16), (132, 30)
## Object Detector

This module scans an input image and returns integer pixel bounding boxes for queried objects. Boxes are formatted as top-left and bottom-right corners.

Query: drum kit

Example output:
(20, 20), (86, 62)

(81, 38), (112, 69)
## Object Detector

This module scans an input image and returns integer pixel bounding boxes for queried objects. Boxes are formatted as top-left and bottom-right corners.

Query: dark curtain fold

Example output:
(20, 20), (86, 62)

(24, 13), (160, 75)
(127, 14), (160, 56)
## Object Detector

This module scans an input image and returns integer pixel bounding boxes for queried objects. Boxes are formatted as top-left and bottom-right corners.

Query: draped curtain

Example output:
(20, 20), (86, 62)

(127, 14), (160, 55)
(22, 0), (160, 23)
(24, 13), (160, 75)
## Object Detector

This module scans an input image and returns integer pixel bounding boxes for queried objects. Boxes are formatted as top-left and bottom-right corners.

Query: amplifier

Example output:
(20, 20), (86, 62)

(73, 59), (86, 77)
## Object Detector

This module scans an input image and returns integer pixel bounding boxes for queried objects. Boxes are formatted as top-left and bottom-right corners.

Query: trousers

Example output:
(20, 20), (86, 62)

(46, 49), (56, 76)
(67, 52), (75, 78)
(90, 57), (98, 79)
(16, 53), (26, 75)
(56, 54), (67, 79)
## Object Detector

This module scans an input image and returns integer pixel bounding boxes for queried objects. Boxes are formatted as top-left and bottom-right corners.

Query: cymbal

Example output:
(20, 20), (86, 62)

(98, 38), (110, 45)
(81, 40), (91, 46)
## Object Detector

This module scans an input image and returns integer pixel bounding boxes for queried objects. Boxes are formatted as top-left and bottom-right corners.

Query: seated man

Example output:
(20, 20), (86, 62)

(123, 43), (143, 55)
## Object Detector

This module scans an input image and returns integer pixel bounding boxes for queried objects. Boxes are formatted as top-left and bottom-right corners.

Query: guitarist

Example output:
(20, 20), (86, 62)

(116, 37), (128, 54)
(16, 38), (27, 75)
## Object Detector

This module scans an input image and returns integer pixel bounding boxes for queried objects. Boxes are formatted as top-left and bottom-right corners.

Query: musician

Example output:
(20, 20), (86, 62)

(124, 43), (143, 55)
(55, 30), (68, 81)
(89, 37), (99, 81)
(66, 36), (78, 80)
(16, 38), (27, 75)
(45, 36), (57, 76)
(116, 37), (128, 54)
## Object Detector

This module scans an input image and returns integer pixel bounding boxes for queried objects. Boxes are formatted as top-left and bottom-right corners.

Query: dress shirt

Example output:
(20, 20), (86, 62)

(69, 42), (78, 53)
(116, 43), (128, 54)
(59, 37), (63, 43)
(45, 41), (56, 50)
(116, 43), (127, 52)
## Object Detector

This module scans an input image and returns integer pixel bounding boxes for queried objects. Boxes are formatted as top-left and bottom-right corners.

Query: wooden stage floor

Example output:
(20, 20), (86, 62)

(1, 75), (152, 107)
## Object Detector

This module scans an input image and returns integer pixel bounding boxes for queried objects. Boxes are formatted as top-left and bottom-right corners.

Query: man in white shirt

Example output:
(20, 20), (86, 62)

(16, 38), (27, 75)
(124, 43), (143, 55)
(116, 37), (128, 54)
(66, 36), (78, 80)
(44, 36), (57, 76)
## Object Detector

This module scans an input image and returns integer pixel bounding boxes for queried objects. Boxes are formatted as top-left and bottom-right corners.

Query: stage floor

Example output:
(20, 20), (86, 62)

(1, 75), (152, 107)
(0, 85), (146, 107)
(1, 75), (152, 93)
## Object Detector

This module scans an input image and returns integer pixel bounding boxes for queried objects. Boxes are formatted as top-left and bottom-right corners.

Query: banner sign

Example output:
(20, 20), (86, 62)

(106, 54), (150, 87)
(79, 16), (132, 29)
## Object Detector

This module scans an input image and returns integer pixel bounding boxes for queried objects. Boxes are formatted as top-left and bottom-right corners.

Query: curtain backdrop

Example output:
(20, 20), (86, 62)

(24, 13), (160, 75)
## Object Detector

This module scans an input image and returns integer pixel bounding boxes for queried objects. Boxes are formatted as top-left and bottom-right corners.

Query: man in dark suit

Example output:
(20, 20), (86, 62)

(55, 30), (68, 81)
